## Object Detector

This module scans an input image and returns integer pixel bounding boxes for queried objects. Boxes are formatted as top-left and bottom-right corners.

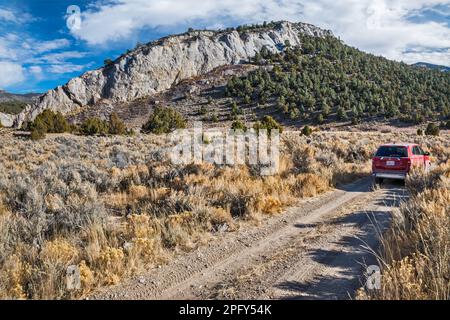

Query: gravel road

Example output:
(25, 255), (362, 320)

(92, 178), (408, 300)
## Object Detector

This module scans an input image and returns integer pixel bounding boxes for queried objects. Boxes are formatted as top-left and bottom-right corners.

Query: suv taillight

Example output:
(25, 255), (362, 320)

(372, 157), (381, 168)
(403, 158), (412, 170)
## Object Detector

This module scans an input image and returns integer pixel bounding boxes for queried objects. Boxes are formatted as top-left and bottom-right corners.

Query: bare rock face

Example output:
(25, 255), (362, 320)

(12, 21), (332, 128)
(0, 112), (14, 127)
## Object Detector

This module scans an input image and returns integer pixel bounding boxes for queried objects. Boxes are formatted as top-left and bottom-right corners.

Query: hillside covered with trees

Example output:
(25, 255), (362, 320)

(226, 34), (450, 126)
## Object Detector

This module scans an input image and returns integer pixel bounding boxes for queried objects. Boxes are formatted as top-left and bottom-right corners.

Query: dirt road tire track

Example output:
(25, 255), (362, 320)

(92, 177), (407, 300)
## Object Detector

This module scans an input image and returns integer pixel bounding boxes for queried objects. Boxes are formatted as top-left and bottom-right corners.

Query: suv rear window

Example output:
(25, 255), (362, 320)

(376, 146), (408, 157)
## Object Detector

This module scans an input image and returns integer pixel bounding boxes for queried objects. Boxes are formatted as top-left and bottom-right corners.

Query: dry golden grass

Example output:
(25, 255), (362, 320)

(0, 129), (448, 299)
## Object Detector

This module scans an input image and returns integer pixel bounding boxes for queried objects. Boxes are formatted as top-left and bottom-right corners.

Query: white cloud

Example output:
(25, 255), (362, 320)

(28, 65), (43, 80)
(71, 0), (450, 65)
(34, 39), (71, 54)
(299, 0), (450, 65)
(0, 6), (34, 24)
(402, 48), (450, 65)
(48, 62), (92, 74)
(0, 6), (91, 91)
(0, 8), (16, 22)
(0, 31), (88, 89)
(0, 61), (25, 88)
(30, 51), (88, 64)
(71, 0), (306, 44)
(0, 34), (74, 62)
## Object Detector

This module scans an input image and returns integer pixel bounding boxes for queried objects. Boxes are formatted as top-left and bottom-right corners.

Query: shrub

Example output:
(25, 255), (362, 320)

(211, 113), (219, 123)
(199, 105), (207, 115)
(231, 120), (247, 131)
(425, 123), (440, 136)
(289, 108), (300, 120)
(52, 113), (70, 133)
(29, 110), (70, 140)
(301, 125), (313, 136)
(142, 107), (186, 134)
(253, 116), (283, 134)
(351, 117), (360, 125)
(31, 110), (70, 133)
(104, 59), (114, 66)
(79, 113), (129, 136)
(80, 117), (109, 135)
(337, 107), (348, 121)
(417, 128), (423, 136)
(108, 113), (127, 135)
(30, 126), (46, 140)
(316, 114), (325, 124)
(230, 102), (241, 116)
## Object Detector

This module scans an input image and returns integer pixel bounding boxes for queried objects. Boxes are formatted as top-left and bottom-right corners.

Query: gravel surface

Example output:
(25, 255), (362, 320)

(91, 178), (408, 300)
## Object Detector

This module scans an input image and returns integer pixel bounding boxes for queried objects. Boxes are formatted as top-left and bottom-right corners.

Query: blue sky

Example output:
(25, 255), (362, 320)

(1, 0), (449, 94)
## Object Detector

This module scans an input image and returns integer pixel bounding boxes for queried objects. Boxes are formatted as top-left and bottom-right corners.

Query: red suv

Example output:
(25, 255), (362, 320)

(372, 144), (431, 183)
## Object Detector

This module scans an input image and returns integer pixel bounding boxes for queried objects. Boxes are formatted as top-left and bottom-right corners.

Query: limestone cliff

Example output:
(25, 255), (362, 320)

(10, 21), (332, 128)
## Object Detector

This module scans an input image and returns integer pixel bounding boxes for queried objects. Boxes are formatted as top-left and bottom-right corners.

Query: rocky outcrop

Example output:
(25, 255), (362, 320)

(12, 21), (332, 128)
(0, 112), (15, 127)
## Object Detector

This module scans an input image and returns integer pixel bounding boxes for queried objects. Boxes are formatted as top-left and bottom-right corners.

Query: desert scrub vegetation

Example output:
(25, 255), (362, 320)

(0, 101), (27, 115)
(0, 130), (448, 299)
(253, 116), (283, 134)
(27, 111), (131, 139)
(79, 113), (131, 136)
(28, 109), (71, 140)
(142, 107), (186, 134)
(357, 161), (450, 300)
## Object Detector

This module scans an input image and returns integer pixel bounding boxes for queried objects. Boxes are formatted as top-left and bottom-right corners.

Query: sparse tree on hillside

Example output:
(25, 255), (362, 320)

(425, 123), (440, 136)
(142, 107), (186, 134)
(104, 59), (114, 66)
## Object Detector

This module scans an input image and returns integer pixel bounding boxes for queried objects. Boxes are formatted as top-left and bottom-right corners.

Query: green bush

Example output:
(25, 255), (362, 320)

(80, 113), (129, 136)
(425, 123), (440, 136)
(231, 120), (247, 131)
(289, 108), (300, 120)
(211, 113), (219, 123)
(80, 117), (109, 135)
(337, 107), (348, 121)
(142, 107), (186, 134)
(31, 109), (70, 133)
(30, 126), (46, 140)
(108, 112), (127, 135)
(417, 128), (423, 136)
(104, 59), (114, 66)
(29, 109), (70, 140)
(316, 114), (325, 124)
(253, 116), (283, 134)
(199, 105), (208, 115)
(301, 125), (313, 136)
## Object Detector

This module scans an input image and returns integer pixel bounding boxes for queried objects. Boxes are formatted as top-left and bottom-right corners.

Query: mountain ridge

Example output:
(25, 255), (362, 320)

(412, 62), (450, 72)
(0, 90), (41, 103)
(9, 21), (332, 128)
